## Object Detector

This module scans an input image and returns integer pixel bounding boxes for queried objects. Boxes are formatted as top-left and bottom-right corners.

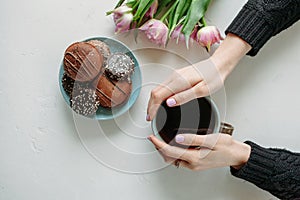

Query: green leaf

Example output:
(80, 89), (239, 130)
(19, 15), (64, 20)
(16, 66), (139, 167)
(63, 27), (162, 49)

(182, 0), (211, 46)
(115, 0), (126, 9)
(179, 0), (191, 19)
(126, 0), (136, 7)
(134, 0), (154, 21)
(169, 0), (188, 36)
(137, 0), (156, 25)
(154, 0), (173, 18)
(160, 0), (179, 22)
(168, 0), (179, 28)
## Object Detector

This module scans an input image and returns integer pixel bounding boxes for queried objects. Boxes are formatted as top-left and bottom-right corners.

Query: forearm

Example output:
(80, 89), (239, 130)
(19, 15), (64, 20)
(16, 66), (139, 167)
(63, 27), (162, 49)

(210, 33), (251, 81)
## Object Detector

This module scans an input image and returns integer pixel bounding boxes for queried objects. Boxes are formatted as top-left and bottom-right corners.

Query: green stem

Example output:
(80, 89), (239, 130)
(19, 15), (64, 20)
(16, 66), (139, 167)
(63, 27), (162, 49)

(106, 10), (114, 15)
(201, 17), (207, 27)
(160, 0), (179, 22)
(132, 0), (140, 10)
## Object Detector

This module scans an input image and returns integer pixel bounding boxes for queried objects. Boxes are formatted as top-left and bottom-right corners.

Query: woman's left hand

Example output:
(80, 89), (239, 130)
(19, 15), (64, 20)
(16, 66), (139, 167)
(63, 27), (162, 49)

(148, 133), (251, 170)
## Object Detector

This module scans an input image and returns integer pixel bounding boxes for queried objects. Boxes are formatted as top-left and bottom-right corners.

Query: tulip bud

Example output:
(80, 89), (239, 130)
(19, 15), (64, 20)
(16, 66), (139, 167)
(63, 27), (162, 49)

(196, 26), (223, 52)
(113, 6), (133, 34)
(171, 25), (185, 43)
(139, 19), (169, 47)
(145, 0), (158, 18)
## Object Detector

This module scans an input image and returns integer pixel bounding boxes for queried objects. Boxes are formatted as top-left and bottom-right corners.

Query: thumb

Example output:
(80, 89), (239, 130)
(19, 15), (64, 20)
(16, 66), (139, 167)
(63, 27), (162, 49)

(166, 82), (208, 107)
(175, 134), (207, 147)
(175, 133), (221, 149)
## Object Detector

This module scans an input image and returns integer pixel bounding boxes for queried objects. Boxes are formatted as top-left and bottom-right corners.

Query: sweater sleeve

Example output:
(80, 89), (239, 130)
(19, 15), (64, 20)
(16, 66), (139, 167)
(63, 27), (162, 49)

(225, 0), (300, 56)
(230, 141), (300, 200)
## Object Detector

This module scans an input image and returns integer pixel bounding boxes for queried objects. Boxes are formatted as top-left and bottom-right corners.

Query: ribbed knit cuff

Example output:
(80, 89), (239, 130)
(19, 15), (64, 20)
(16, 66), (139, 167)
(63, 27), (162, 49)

(225, 5), (274, 56)
(230, 141), (278, 185)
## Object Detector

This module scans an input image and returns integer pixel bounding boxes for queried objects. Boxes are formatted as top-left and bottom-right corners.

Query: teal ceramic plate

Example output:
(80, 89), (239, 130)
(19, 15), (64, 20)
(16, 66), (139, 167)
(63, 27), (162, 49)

(58, 37), (142, 120)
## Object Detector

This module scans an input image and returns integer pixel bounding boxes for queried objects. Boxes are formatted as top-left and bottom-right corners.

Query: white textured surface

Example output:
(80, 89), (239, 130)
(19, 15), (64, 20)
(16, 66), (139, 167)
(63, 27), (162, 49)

(1, 0), (299, 199)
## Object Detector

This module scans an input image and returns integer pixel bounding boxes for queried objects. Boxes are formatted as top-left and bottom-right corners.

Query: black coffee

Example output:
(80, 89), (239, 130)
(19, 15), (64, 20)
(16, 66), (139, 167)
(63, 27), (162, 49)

(155, 98), (216, 148)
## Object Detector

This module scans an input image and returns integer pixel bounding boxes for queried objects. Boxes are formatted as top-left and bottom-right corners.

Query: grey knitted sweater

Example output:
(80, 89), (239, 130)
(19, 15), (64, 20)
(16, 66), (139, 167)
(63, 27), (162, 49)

(225, 0), (300, 56)
(225, 0), (300, 199)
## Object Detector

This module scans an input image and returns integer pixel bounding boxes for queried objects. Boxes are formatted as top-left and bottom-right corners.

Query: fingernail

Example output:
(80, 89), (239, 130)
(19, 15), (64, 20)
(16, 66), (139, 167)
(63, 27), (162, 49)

(147, 136), (152, 142)
(175, 135), (184, 143)
(146, 114), (150, 121)
(166, 98), (176, 107)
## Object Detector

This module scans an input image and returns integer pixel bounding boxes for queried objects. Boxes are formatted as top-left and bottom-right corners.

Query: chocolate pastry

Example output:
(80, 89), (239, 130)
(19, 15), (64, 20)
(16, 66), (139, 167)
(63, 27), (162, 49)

(70, 85), (100, 116)
(87, 40), (111, 63)
(61, 73), (90, 96)
(63, 42), (103, 82)
(61, 73), (75, 96)
(92, 73), (132, 108)
(105, 53), (135, 82)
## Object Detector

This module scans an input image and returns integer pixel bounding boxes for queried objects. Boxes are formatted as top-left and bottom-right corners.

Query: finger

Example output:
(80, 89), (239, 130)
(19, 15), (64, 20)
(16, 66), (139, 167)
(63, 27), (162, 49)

(147, 70), (199, 120)
(175, 134), (221, 149)
(147, 84), (174, 121)
(148, 135), (193, 162)
(158, 150), (192, 169)
(164, 66), (206, 97)
(156, 147), (176, 163)
(152, 74), (175, 92)
(175, 134), (207, 147)
(192, 59), (225, 94)
(146, 71), (181, 121)
(167, 82), (209, 106)
(147, 78), (196, 119)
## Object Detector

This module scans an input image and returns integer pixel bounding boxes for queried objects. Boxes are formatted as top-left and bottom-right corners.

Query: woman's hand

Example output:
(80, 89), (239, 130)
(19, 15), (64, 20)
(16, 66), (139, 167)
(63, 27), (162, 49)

(146, 58), (225, 121)
(148, 134), (251, 170)
(146, 33), (252, 121)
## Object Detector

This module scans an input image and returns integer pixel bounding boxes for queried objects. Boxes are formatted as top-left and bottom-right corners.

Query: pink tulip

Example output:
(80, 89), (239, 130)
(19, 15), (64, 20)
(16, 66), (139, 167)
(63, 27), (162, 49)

(190, 26), (199, 42)
(196, 26), (223, 52)
(113, 6), (133, 34)
(171, 25), (199, 48)
(145, 0), (158, 18)
(171, 25), (185, 43)
(139, 19), (168, 47)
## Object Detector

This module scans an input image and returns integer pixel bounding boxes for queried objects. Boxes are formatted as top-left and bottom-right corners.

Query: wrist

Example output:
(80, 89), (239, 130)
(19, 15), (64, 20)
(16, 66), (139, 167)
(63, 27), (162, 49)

(231, 141), (251, 170)
(210, 54), (235, 81)
(210, 33), (252, 81)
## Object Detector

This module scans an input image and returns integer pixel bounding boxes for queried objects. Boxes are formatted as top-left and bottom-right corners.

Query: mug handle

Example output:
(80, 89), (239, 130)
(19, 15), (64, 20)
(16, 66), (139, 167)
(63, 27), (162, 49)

(219, 122), (234, 136)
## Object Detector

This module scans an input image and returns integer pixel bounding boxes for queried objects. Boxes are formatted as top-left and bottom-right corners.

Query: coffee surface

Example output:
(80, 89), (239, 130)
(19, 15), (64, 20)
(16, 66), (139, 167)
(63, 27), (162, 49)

(156, 98), (215, 148)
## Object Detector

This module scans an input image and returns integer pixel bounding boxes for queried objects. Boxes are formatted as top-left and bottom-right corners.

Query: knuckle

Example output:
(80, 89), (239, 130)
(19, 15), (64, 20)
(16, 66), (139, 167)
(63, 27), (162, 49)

(173, 94), (184, 104)
(159, 147), (168, 155)
(193, 85), (203, 95)
(150, 89), (159, 100)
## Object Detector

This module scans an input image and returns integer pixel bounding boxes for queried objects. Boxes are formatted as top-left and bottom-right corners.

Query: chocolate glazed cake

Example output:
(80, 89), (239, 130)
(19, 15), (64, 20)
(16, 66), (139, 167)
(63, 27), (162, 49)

(105, 53), (134, 82)
(87, 40), (111, 63)
(92, 73), (132, 108)
(63, 42), (103, 82)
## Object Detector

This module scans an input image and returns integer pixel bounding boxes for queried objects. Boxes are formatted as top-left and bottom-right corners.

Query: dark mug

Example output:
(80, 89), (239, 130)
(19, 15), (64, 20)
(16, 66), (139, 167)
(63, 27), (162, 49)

(151, 97), (234, 149)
